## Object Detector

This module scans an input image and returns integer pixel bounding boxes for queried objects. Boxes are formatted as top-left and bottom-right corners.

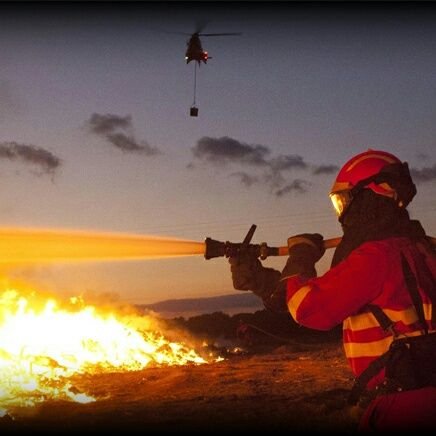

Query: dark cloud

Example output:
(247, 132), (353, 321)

(107, 133), (159, 155)
(87, 113), (132, 135)
(192, 137), (311, 172)
(411, 164), (436, 183)
(263, 171), (286, 189)
(86, 113), (160, 155)
(231, 171), (259, 187)
(190, 136), (334, 196)
(312, 164), (339, 175)
(269, 155), (307, 171)
(192, 136), (270, 166)
(275, 179), (310, 197)
(0, 141), (61, 175)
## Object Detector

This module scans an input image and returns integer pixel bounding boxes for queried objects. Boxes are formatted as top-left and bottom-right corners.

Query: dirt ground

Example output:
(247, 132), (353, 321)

(0, 340), (364, 434)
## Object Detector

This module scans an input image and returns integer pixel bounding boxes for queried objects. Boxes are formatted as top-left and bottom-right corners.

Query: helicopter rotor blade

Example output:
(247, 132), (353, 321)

(199, 33), (242, 37)
(152, 27), (192, 36)
(195, 20), (210, 34)
(165, 31), (193, 36)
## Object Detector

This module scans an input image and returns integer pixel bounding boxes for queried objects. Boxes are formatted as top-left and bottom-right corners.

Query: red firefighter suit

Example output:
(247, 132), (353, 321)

(286, 236), (436, 431)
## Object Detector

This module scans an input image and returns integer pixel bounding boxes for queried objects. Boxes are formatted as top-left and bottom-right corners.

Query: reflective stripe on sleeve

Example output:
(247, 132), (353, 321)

(287, 285), (311, 321)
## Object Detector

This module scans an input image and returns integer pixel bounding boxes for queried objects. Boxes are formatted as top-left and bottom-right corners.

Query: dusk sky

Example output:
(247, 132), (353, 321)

(1, 2), (435, 305)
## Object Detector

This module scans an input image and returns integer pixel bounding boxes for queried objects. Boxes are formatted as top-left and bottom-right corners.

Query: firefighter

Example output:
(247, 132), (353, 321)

(229, 149), (436, 431)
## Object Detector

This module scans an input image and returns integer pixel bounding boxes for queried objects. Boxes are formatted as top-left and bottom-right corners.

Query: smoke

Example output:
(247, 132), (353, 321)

(191, 136), (334, 197)
(86, 113), (160, 156)
(410, 164), (436, 183)
(0, 141), (61, 175)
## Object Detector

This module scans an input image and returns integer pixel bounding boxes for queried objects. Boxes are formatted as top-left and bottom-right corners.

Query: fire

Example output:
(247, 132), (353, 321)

(0, 289), (210, 418)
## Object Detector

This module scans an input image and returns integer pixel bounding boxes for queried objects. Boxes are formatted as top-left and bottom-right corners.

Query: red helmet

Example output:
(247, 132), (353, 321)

(329, 149), (405, 220)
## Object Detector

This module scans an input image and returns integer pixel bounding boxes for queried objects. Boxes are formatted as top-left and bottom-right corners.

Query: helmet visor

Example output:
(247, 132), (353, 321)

(330, 190), (353, 219)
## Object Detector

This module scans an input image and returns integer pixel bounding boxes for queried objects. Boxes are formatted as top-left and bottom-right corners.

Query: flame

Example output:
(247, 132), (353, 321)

(0, 289), (210, 418)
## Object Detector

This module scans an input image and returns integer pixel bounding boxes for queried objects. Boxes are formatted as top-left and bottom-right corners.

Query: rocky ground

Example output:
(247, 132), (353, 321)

(1, 340), (363, 434)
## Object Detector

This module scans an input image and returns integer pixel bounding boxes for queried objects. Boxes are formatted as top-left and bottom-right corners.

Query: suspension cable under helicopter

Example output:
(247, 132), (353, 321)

(190, 62), (199, 117)
(193, 62), (197, 106)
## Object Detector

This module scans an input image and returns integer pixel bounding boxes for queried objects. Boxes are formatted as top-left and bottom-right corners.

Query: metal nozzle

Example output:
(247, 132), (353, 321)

(204, 237), (226, 260)
(204, 224), (283, 260)
(205, 225), (257, 260)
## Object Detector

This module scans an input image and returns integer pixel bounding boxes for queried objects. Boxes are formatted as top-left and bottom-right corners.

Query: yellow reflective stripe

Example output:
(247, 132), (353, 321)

(344, 304), (433, 332)
(346, 153), (397, 171)
(344, 329), (436, 359)
(423, 304), (432, 321)
(287, 285), (311, 320)
(343, 313), (378, 332)
(385, 304), (433, 323)
(344, 336), (393, 358)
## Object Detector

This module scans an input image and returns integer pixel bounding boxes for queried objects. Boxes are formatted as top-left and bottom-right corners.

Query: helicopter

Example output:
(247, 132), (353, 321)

(171, 24), (241, 116)
(184, 30), (242, 66)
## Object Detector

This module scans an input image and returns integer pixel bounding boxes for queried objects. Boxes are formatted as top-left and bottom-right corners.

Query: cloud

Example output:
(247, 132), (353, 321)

(411, 164), (436, 183)
(269, 155), (307, 171)
(86, 113), (160, 155)
(87, 113), (132, 135)
(275, 179), (310, 197)
(0, 141), (61, 175)
(312, 164), (339, 175)
(190, 136), (334, 197)
(106, 133), (159, 155)
(230, 171), (259, 187)
(192, 136), (270, 166)
(192, 137), (312, 172)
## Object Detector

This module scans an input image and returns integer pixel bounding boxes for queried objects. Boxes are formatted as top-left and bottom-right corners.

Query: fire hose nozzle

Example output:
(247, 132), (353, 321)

(204, 237), (226, 260)
(204, 224), (280, 260)
(205, 224), (262, 260)
(204, 237), (275, 260)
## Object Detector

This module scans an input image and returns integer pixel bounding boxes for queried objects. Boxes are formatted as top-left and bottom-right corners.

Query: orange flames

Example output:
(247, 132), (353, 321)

(0, 289), (211, 418)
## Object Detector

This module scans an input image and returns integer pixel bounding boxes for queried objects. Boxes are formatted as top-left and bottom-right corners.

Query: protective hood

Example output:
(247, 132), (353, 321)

(331, 189), (427, 267)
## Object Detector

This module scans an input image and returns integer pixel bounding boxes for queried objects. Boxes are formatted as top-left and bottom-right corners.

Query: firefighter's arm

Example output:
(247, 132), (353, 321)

(281, 233), (326, 279)
(229, 254), (281, 300)
(230, 233), (326, 313)
(262, 234), (325, 313)
(286, 241), (390, 330)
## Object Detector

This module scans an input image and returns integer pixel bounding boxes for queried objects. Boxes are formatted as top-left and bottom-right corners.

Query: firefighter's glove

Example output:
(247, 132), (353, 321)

(229, 254), (281, 300)
(281, 233), (325, 279)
